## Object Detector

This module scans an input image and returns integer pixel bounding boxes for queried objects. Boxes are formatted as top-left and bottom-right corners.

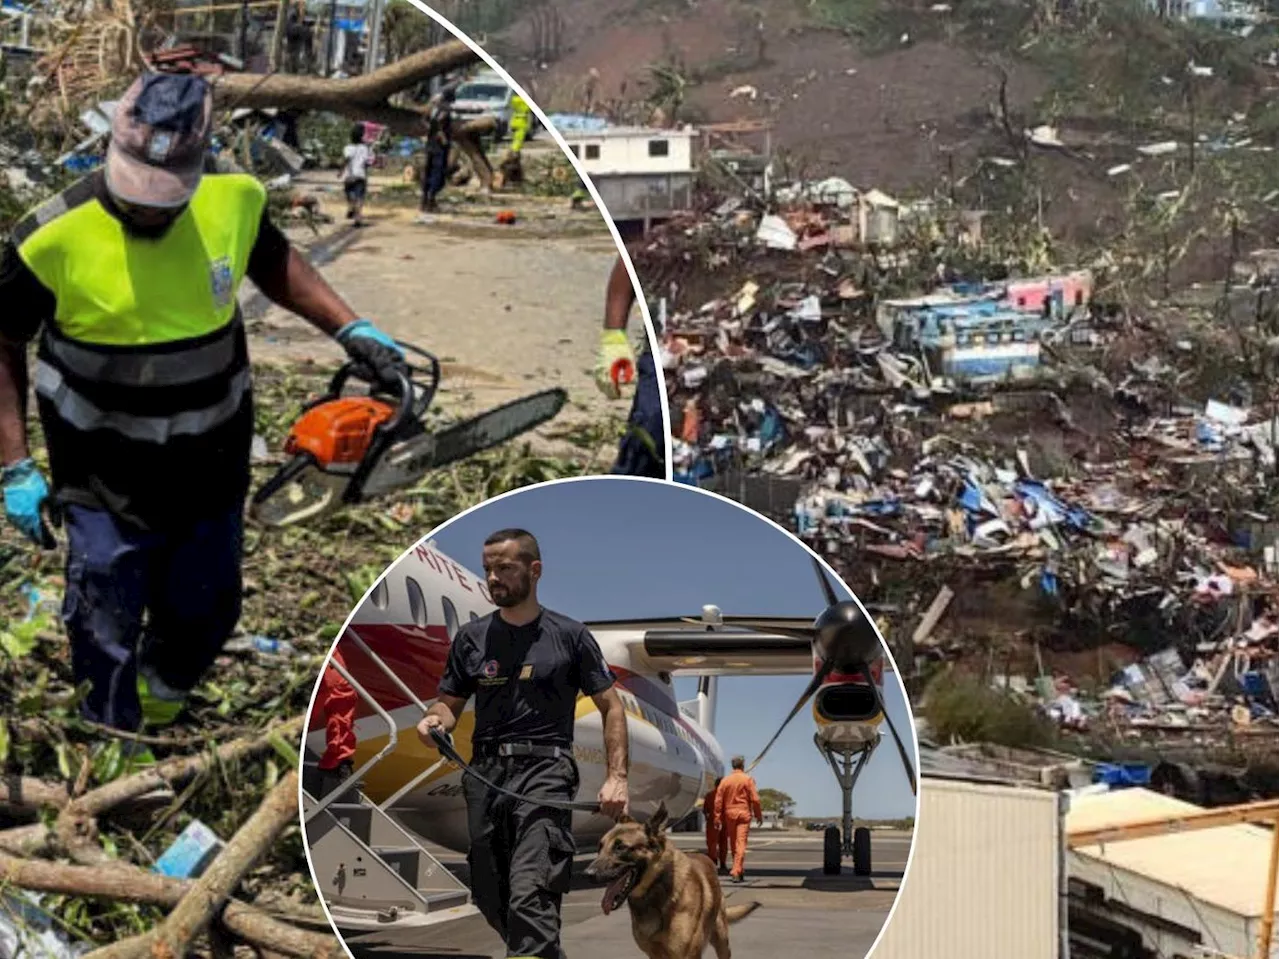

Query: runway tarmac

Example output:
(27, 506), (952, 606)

(340, 830), (912, 959)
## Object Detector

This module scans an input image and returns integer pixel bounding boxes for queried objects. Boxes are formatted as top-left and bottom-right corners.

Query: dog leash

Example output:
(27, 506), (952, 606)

(429, 728), (602, 814)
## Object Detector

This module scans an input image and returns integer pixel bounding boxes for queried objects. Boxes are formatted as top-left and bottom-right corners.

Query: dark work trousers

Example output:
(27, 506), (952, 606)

(61, 504), (244, 731)
(611, 349), (665, 478)
(422, 143), (449, 210)
(463, 753), (579, 959)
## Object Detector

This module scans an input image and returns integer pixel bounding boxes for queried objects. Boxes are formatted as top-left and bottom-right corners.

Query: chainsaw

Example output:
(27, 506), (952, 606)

(250, 342), (568, 527)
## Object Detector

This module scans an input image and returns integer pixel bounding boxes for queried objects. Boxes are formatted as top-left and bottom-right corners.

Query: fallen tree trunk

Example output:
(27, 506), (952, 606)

(209, 40), (497, 185)
(211, 40), (476, 113)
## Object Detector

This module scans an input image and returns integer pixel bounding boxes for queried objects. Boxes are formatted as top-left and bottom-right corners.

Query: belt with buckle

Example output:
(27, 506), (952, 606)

(431, 730), (598, 813)
(474, 742), (571, 761)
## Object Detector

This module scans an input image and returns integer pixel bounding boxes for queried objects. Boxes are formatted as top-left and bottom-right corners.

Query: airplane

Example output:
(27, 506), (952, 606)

(301, 539), (917, 903)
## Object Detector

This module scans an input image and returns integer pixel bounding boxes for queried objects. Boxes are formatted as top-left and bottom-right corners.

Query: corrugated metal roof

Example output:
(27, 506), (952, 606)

(917, 741), (1055, 787)
(1067, 787), (1273, 919)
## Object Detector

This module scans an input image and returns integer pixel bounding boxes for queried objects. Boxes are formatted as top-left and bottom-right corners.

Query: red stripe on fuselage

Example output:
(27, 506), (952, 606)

(307, 622), (450, 731)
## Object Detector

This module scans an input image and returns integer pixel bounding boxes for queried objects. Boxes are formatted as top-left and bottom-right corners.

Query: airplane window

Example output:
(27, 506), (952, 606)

(442, 596), (461, 641)
(368, 579), (389, 609)
(405, 576), (429, 628)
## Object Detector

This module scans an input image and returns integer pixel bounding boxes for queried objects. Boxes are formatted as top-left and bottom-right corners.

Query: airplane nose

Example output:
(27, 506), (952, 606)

(813, 601), (881, 670)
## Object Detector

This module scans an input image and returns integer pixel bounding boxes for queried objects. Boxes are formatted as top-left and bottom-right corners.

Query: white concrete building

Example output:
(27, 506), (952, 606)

(559, 125), (698, 231)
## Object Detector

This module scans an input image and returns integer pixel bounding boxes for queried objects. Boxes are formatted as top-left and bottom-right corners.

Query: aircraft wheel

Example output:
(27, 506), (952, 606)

(853, 826), (872, 877)
(822, 826), (841, 875)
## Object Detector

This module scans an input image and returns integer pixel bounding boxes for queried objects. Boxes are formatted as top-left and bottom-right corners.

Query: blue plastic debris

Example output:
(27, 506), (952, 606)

(1092, 763), (1152, 788)
(1014, 479), (1093, 532)
(62, 154), (101, 173)
(154, 820), (224, 879)
(20, 583), (59, 622)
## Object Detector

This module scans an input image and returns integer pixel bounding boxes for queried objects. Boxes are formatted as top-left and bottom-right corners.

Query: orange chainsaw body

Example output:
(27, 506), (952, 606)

(284, 396), (397, 467)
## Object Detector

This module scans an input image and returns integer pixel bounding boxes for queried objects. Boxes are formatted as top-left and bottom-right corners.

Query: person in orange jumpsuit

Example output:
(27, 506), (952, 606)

(703, 778), (728, 874)
(315, 646), (358, 798)
(714, 756), (763, 883)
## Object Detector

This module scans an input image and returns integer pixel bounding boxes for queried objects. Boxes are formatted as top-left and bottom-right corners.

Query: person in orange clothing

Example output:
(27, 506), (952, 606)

(314, 647), (358, 798)
(714, 756), (764, 883)
(703, 777), (729, 874)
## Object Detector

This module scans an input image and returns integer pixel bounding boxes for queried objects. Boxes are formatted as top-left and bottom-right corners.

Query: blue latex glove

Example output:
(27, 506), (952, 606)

(2, 458), (53, 547)
(335, 319), (405, 355)
(335, 319), (408, 391)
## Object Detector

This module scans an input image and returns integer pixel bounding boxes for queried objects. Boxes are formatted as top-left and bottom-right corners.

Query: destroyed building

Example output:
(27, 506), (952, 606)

(639, 179), (1278, 777)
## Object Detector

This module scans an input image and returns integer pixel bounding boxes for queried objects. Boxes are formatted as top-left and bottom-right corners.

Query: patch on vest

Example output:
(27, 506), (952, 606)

(209, 256), (233, 309)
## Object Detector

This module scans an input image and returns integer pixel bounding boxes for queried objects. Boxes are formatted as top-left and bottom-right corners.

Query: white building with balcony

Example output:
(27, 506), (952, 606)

(558, 124), (698, 232)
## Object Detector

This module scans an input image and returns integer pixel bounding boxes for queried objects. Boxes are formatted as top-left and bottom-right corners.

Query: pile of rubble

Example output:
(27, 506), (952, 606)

(648, 184), (1278, 744)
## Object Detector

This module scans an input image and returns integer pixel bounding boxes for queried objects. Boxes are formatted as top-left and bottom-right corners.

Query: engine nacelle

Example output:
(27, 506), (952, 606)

(814, 682), (881, 723)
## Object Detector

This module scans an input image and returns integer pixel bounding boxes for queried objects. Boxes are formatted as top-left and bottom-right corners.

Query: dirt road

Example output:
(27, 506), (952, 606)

(242, 171), (641, 463)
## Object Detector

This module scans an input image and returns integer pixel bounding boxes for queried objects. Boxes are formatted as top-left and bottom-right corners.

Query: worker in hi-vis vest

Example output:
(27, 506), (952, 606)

(0, 72), (409, 757)
(509, 92), (533, 153)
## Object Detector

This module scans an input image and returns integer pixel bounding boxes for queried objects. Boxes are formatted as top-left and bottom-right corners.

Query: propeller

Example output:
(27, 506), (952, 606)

(747, 557), (918, 795)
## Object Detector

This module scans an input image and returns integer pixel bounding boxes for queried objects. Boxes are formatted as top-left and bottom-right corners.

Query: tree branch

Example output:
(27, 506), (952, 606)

(149, 770), (300, 958)
(0, 849), (339, 958)
(211, 39), (478, 111)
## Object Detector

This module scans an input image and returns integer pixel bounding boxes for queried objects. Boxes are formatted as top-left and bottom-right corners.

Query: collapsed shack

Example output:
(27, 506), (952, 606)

(635, 182), (1278, 796)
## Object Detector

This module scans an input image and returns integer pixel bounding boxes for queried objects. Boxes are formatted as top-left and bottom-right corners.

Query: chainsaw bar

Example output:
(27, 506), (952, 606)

(356, 387), (570, 499)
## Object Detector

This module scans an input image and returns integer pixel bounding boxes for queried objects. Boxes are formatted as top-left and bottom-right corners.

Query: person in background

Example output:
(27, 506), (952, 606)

(340, 123), (371, 227)
(714, 755), (764, 883)
(418, 89), (455, 222)
(703, 776), (728, 875)
(596, 255), (665, 478)
(314, 646), (358, 798)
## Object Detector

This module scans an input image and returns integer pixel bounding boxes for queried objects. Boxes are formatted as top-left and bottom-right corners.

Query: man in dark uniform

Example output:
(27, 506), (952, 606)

(596, 255), (666, 478)
(417, 528), (629, 959)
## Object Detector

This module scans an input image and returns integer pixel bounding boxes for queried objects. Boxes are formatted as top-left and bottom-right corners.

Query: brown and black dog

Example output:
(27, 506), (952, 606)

(585, 802), (761, 959)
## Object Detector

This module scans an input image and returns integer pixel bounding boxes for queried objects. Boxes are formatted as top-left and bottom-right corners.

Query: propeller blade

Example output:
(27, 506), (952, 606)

(869, 677), (917, 796)
(812, 555), (841, 609)
(747, 658), (834, 773)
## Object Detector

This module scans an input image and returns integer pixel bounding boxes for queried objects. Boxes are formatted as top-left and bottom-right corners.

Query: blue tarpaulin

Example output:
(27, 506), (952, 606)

(1014, 479), (1094, 532)
(1093, 763), (1152, 788)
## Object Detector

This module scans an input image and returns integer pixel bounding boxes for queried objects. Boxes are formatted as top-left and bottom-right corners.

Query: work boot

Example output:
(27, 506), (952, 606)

(718, 864), (729, 876)
(136, 668), (187, 728)
(316, 760), (357, 801)
(120, 740), (158, 775)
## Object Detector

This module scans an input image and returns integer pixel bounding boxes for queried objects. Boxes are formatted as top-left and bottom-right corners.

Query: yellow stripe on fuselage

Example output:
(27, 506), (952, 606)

(351, 697), (606, 805)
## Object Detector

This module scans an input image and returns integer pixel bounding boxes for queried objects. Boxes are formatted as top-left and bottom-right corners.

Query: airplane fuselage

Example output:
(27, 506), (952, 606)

(305, 542), (888, 853)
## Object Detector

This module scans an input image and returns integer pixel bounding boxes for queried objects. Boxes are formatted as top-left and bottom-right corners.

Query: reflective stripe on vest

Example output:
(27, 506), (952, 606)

(41, 317), (241, 387)
(33, 360), (251, 445)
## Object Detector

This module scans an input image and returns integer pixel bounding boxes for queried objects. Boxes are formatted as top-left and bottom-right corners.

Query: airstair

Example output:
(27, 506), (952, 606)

(301, 644), (478, 933)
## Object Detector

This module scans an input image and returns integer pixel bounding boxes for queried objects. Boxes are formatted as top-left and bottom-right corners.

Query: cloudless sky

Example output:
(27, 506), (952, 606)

(426, 478), (917, 819)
